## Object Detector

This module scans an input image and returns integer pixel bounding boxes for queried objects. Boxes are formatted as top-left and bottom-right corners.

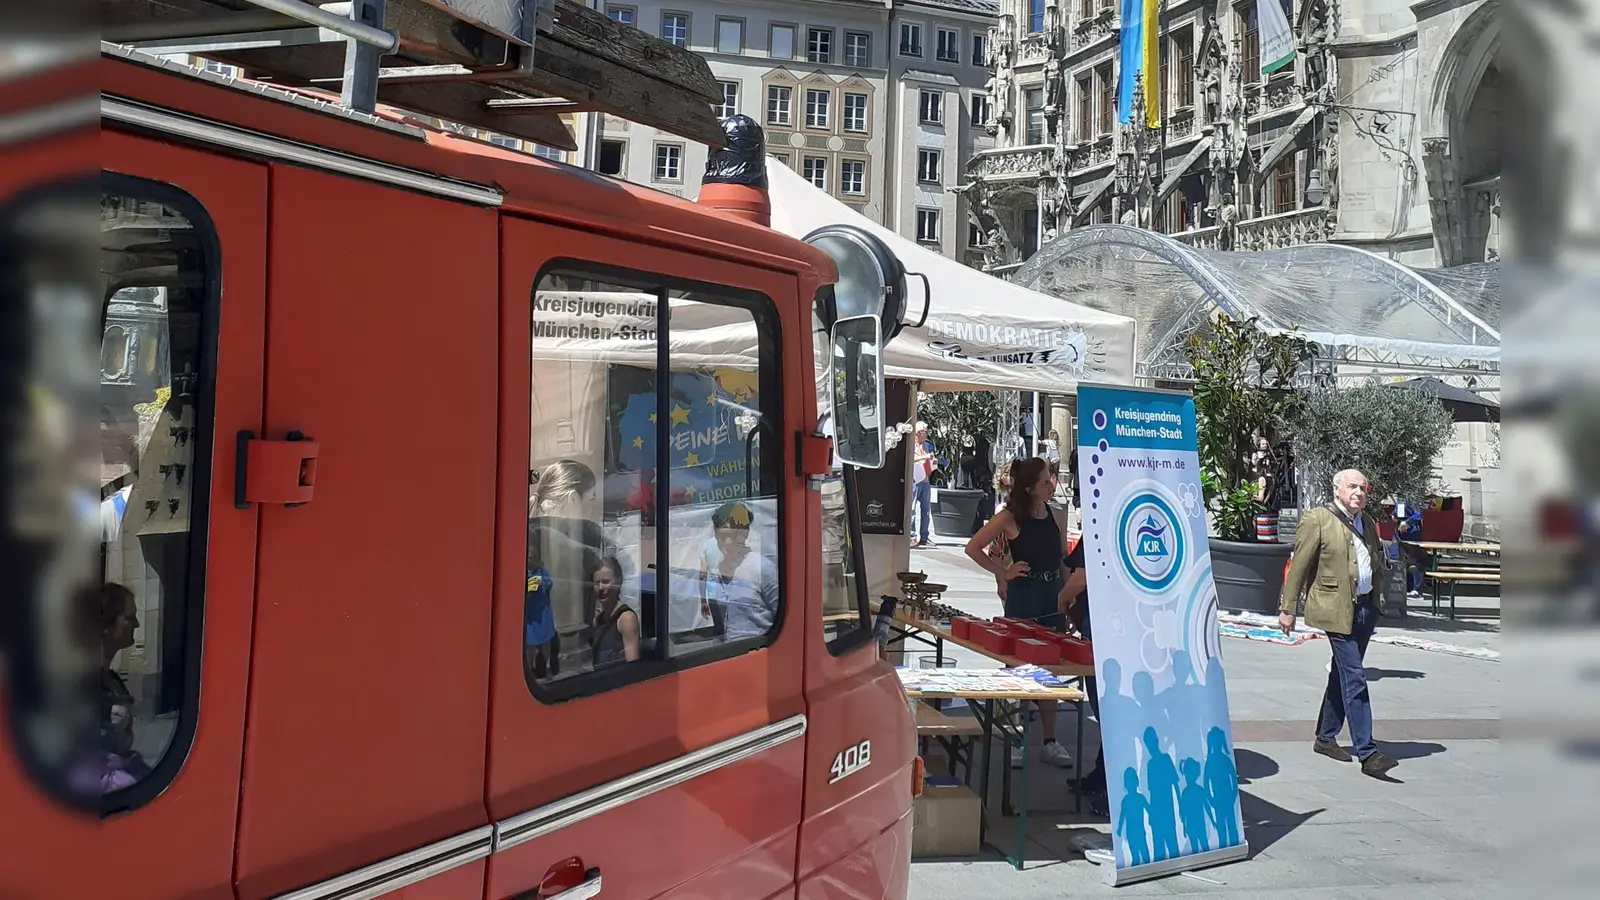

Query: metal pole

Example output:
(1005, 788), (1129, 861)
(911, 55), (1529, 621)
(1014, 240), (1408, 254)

(239, 0), (398, 50)
(339, 0), (388, 113)
(1157, 0), (1169, 228)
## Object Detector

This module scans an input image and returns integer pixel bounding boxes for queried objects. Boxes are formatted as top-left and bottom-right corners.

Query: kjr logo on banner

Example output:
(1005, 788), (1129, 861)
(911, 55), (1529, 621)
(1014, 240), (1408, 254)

(1078, 386), (1248, 885)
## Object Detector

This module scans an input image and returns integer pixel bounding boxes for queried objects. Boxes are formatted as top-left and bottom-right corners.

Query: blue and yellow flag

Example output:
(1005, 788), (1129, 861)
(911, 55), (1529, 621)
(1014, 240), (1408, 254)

(1117, 0), (1162, 129)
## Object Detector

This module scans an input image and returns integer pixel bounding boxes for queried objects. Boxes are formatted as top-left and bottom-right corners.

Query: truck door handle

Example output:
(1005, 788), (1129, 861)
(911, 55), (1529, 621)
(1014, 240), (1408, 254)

(543, 872), (602, 899)
(234, 430), (319, 509)
(508, 860), (601, 900)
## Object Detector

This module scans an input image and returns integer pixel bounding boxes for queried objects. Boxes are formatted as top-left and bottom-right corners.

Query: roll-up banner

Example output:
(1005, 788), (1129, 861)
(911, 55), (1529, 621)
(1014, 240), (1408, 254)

(1076, 385), (1249, 886)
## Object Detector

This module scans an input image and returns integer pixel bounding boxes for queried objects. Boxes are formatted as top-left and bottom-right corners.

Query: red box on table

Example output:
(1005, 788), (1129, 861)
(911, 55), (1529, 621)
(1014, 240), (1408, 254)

(1057, 636), (1095, 666)
(973, 627), (1016, 656)
(950, 617), (977, 639)
(1014, 638), (1062, 665)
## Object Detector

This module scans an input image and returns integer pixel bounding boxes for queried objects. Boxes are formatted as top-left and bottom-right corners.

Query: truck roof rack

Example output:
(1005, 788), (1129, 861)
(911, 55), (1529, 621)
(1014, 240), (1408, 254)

(100, 0), (727, 151)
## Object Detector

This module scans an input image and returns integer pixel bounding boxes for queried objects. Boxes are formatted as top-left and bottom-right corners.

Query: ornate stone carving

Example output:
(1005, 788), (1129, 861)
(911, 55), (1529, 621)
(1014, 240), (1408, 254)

(1198, 12), (1226, 127)
(1234, 207), (1334, 251)
(1264, 79), (1303, 112)
(970, 147), (1053, 179)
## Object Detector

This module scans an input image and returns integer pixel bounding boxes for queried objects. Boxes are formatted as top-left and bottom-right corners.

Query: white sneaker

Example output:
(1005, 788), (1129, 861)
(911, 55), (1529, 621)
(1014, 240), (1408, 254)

(1040, 741), (1074, 768)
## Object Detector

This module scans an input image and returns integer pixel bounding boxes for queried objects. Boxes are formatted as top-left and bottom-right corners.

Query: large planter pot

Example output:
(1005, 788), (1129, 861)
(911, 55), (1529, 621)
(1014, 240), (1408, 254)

(1209, 538), (1293, 615)
(932, 488), (986, 538)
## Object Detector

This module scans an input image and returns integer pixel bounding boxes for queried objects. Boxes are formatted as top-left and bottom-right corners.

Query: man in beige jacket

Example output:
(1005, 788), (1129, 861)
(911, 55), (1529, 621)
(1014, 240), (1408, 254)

(1279, 469), (1399, 778)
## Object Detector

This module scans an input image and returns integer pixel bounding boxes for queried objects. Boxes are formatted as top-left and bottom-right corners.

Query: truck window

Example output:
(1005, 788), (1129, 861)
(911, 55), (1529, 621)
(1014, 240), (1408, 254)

(2, 177), (215, 812)
(525, 266), (783, 700)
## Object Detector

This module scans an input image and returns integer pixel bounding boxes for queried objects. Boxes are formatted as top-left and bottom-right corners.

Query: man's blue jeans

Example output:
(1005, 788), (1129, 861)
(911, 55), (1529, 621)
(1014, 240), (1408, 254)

(1317, 596), (1380, 760)
(911, 480), (932, 543)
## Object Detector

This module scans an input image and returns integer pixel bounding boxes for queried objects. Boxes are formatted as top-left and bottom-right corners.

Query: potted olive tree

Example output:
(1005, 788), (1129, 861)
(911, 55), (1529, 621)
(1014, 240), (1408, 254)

(1185, 315), (1314, 613)
(917, 389), (999, 537)
(1286, 384), (1456, 516)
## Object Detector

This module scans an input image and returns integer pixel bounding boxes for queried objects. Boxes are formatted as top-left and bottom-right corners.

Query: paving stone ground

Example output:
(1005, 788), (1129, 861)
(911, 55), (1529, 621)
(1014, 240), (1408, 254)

(899, 540), (1501, 899)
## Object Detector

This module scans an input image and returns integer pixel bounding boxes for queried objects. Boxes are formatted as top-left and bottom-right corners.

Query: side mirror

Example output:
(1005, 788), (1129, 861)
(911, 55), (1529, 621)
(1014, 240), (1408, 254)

(830, 315), (886, 469)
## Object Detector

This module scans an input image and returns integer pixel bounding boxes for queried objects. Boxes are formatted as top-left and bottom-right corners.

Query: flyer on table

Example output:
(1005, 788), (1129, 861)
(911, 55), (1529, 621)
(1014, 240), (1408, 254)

(1076, 385), (1247, 884)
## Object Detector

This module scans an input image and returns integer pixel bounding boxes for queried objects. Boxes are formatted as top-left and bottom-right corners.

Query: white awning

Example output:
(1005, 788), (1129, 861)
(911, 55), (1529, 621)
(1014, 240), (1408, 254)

(766, 158), (1138, 391)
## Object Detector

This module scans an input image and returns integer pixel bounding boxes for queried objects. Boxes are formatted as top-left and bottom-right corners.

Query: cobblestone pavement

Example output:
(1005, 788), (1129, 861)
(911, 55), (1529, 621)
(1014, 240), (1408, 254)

(900, 540), (1501, 899)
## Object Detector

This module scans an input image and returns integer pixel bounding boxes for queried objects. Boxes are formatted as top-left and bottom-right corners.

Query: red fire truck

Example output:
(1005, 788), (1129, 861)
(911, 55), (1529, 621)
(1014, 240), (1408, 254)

(1, 3), (921, 898)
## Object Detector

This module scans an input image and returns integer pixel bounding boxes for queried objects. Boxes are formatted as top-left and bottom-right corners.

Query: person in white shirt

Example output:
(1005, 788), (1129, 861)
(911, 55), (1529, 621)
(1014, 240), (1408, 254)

(910, 422), (937, 547)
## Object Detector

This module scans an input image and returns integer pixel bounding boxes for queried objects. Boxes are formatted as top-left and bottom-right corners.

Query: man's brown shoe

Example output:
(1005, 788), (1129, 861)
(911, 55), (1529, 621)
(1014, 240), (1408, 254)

(1314, 739), (1352, 762)
(1361, 751), (1399, 777)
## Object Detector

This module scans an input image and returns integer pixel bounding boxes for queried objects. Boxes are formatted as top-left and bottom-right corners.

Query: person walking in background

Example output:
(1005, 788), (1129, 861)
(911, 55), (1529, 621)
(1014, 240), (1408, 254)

(964, 457), (1075, 768)
(910, 422), (937, 548)
(1280, 469), (1399, 778)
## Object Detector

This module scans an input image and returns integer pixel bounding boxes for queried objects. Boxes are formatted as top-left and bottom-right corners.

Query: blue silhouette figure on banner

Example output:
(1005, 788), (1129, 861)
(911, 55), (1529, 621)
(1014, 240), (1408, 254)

(1204, 726), (1242, 849)
(1179, 757), (1212, 853)
(1142, 727), (1182, 862)
(1117, 768), (1152, 866)
(1131, 671), (1167, 732)
(1164, 649), (1207, 764)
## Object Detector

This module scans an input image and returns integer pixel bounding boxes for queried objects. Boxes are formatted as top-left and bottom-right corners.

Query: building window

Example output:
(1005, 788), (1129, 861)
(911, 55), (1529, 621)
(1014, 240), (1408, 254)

(845, 31), (871, 68)
(805, 89), (831, 129)
(1097, 63), (1114, 135)
(807, 27), (833, 64)
(1076, 74), (1093, 143)
(971, 92), (990, 125)
(840, 158), (866, 195)
(936, 27), (960, 63)
(598, 139), (626, 175)
(968, 221), (983, 247)
(917, 148), (941, 183)
(1023, 208), (1040, 257)
(899, 22), (922, 57)
(606, 5), (635, 27)
(1175, 28), (1195, 108)
(767, 85), (793, 126)
(1237, 3), (1260, 84)
(1161, 189), (1196, 233)
(525, 269), (783, 699)
(803, 156), (828, 189)
(770, 23), (795, 59)
(843, 92), (868, 132)
(532, 145), (567, 162)
(714, 81), (739, 120)
(661, 12), (688, 47)
(716, 17), (744, 55)
(1025, 87), (1045, 144)
(1080, 0), (1094, 17)
(916, 208), (941, 243)
(972, 32), (987, 66)
(488, 133), (521, 150)
(918, 89), (943, 124)
(1029, 0), (1046, 32)
(1270, 159), (1296, 213)
(653, 142), (682, 181)
(771, 151), (791, 168)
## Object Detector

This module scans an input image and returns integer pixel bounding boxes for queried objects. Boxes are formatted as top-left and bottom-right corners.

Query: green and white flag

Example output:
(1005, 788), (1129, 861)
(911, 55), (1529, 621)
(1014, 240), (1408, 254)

(1257, 0), (1296, 76)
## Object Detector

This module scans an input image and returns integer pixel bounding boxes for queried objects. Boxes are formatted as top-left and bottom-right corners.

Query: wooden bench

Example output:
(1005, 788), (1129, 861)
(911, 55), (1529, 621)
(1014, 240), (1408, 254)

(915, 703), (982, 786)
(1425, 569), (1500, 619)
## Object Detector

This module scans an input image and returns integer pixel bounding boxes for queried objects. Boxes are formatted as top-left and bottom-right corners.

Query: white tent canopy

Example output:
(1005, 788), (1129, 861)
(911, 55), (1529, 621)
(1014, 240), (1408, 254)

(766, 158), (1137, 391)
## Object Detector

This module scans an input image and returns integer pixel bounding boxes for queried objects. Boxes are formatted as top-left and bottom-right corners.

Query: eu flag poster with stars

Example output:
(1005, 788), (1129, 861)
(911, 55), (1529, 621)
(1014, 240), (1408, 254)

(606, 365), (764, 516)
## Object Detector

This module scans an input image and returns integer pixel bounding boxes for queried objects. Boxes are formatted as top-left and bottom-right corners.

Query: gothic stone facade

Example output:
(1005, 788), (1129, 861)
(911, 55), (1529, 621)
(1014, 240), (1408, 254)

(963, 0), (1503, 272)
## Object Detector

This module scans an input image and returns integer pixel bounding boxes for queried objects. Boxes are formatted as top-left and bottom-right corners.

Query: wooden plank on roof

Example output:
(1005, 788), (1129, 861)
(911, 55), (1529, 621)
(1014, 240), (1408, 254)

(376, 80), (578, 149)
(507, 37), (724, 147)
(547, 0), (721, 103)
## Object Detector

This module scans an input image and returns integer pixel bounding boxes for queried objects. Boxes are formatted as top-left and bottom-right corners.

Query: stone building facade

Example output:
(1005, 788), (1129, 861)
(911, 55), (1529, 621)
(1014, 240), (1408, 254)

(963, 0), (1504, 272)
(587, 0), (998, 264)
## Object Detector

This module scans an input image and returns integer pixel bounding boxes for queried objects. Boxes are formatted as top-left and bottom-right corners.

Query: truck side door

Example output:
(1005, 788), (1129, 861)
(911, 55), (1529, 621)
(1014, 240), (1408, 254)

(0, 129), (268, 900)
(487, 219), (806, 899)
